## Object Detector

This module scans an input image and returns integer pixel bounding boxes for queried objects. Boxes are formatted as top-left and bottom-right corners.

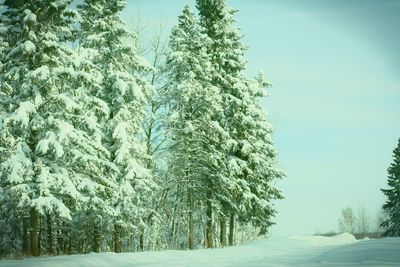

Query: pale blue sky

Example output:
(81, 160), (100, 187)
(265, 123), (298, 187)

(120, 0), (400, 235)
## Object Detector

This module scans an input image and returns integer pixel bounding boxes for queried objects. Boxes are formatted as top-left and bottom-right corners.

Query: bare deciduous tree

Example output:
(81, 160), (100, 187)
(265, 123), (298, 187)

(338, 207), (356, 234)
(356, 206), (369, 239)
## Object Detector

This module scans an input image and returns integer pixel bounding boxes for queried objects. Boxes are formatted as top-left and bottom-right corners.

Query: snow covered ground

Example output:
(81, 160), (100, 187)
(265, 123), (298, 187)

(1, 233), (399, 267)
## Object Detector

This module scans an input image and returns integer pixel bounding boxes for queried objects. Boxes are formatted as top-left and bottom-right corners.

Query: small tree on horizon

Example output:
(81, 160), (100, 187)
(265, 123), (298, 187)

(356, 206), (369, 239)
(338, 207), (356, 234)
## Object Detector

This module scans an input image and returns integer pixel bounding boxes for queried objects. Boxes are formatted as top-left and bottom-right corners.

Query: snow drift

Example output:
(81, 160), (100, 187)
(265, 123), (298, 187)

(1, 233), (399, 267)
(289, 232), (357, 247)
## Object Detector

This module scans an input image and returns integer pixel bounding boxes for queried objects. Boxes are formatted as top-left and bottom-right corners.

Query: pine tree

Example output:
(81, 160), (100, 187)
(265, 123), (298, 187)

(0, 0), (112, 256)
(77, 0), (156, 253)
(196, 0), (248, 247)
(236, 73), (284, 235)
(165, 6), (229, 249)
(196, 0), (283, 245)
(381, 138), (400, 236)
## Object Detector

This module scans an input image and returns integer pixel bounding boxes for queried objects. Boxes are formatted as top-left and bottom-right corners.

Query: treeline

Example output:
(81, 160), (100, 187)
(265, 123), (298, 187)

(0, 0), (283, 259)
(336, 206), (385, 239)
(314, 206), (385, 240)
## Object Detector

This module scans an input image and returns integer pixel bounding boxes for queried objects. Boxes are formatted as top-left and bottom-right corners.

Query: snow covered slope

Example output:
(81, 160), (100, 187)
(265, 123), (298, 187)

(1, 234), (399, 267)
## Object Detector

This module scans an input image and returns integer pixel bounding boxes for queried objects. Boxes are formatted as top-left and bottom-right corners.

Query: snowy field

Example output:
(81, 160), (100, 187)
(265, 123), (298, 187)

(1, 233), (399, 267)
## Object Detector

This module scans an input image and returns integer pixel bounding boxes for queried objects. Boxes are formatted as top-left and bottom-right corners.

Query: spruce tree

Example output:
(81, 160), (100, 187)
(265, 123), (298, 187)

(196, 0), (247, 246)
(165, 6), (228, 249)
(381, 138), (400, 236)
(77, 0), (156, 253)
(236, 73), (284, 235)
(0, 0), (111, 256)
(196, 0), (283, 245)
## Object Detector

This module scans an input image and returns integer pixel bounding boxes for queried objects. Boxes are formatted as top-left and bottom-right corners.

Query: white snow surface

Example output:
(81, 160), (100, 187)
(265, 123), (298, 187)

(1, 233), (399, 267)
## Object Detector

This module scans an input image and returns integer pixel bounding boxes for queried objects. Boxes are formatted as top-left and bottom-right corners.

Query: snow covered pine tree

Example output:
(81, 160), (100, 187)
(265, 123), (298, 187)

(77, 0), (156, 253)
(196, 0), (283, 246)
(165, 6), (229, 249)
(381, 138), (400, 236)
(0, 0), (113, 256)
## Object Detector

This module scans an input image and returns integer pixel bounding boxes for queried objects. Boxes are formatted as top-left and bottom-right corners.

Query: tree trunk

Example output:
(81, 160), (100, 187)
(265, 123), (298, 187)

(139, 230), (144, 251)
(66, 229), (71, 255)
(93, 224), (101, 253)
(46, 214), (53, 255)
(30, 208), (40, 256)
(174, 217), (180, 249)
(79, 239), (84, 254)
(220, 217), (227, 247)
(114, 224), (121, 253)
(205, 190), (213, 248)
(38, 216), (42, 254)
(228, 213), (235, 246)
(203, 224), (207, 248)
(62, 223), (69, 255)
(188, 175), (194, 250)
(127, 234), (132, 252)
(170, 204), (177, 248)
(22, 215), (29, 256)
(56, 223), (61, 255)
